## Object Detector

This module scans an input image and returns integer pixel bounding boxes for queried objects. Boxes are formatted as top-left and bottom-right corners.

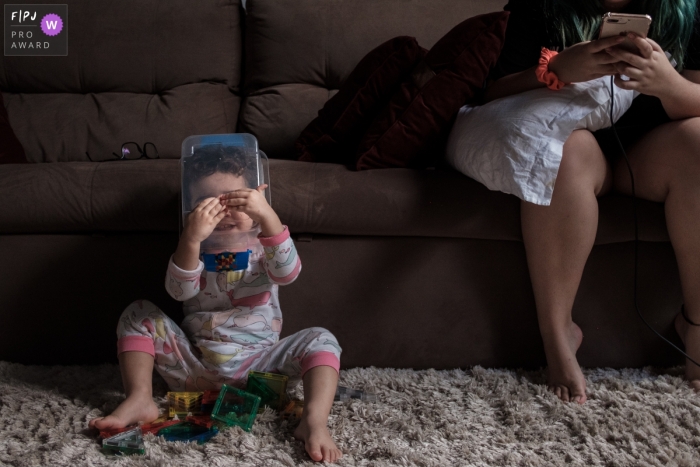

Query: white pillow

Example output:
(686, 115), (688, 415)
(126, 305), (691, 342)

(445, 77), (638, 206)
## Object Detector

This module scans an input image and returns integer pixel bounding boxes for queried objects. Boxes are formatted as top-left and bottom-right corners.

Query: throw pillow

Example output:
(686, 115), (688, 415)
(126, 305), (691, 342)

(445, 77), (638, 206)
(0, 92), (27, 164)
(295, 36), (425, 166)
(355, 11), (509, 170)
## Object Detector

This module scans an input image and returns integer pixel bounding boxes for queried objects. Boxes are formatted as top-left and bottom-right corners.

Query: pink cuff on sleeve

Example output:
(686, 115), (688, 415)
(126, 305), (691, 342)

(301, 351), (340, 376)
(168, 255), (204, 281)
(118, 336), (155, 358)
(259, 226), (290, 247)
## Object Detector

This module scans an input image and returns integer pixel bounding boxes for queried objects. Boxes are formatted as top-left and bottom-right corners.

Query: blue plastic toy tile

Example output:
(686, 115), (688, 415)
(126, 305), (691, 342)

(157, 422), (218, 444)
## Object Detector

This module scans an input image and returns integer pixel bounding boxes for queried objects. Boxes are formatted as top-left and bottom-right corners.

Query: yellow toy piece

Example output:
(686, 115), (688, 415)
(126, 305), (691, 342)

(167, 391), (203, 412)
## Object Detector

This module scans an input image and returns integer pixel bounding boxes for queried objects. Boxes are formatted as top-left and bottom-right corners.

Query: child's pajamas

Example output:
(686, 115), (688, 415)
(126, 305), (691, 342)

(117, 226), (341, 391)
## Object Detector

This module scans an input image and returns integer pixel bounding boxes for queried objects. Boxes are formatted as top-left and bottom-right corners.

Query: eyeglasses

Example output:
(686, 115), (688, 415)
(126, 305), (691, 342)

(86, 142), (159, 162)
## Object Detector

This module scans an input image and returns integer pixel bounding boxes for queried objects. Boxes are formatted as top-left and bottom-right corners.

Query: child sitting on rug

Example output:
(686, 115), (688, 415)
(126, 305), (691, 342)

(89, 142), (343, 463)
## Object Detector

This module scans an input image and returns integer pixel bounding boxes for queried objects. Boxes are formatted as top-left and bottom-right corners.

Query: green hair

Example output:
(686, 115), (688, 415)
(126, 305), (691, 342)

(543, 0), (697, 69)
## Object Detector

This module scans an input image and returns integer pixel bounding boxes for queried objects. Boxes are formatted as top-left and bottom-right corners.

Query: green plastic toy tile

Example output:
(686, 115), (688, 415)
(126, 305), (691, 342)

(247, 371), (288, 410)
(246, 375), (280, 411)
(211, 384), (261, 432)
(102, 427), (145, 456)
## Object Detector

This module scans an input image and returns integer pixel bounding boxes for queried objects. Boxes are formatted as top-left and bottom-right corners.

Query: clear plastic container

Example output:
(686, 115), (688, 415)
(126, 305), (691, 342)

(180, 133), (270, 260)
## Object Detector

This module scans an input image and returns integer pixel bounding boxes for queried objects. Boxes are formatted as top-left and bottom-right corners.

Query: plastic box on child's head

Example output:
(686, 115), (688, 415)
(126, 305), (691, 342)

(181, 134), (270, 262)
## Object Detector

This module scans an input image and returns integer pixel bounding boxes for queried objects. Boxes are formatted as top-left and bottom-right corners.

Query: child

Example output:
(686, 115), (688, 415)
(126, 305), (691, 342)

(89, 144), (343, 463)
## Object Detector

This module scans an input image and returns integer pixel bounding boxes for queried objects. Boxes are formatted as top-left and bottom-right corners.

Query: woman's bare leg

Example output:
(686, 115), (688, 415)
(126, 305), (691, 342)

(614, 117), (700, 390)
(522, 130), (613, 404)
(88, 351), (160, 430)
(294, 366), (342, 463)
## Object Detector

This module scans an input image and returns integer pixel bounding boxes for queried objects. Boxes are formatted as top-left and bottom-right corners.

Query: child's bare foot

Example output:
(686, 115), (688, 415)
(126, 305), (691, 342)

(543, 321), (587, 404)
(674, 310), (700, 391)
(88, 392), (160, 431)
(294, 415), (342, 463)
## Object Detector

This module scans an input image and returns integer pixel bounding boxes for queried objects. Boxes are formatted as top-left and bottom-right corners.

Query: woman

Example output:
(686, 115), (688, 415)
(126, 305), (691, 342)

(484, 0), (700, 403)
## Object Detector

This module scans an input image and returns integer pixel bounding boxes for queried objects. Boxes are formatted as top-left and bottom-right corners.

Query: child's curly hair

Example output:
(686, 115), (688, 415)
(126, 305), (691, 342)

(183, 144), (258, 207)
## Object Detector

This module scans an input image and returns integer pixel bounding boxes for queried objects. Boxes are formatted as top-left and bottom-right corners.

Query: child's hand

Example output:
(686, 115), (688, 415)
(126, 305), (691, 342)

(220, 185), (284, 237)
(183, 197), (229, 244)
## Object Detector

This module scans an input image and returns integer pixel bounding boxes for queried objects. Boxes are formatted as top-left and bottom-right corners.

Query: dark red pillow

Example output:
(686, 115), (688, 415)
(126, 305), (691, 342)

(295, 36), (425, 166)
(0, 92), (27, 164)
(355, 11), (509, 170)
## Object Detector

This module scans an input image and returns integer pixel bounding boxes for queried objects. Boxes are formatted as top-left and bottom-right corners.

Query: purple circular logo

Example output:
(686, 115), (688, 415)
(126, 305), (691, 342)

(40, 14), (63, 37)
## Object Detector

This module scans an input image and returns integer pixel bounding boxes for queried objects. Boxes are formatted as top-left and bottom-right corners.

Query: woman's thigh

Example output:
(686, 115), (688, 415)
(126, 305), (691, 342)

(613, 117), (700, 201)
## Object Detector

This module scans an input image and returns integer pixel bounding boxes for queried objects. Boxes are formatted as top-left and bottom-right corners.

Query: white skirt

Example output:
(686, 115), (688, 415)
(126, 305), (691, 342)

(445, 77), (637, 206)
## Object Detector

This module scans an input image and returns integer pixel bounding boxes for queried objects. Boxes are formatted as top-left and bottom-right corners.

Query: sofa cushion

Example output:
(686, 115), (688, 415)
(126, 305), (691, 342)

(295, 37), (425, 166)
(0, 0), (242, 162)
(0, 0), (242, 94)
(3, 84), (239, 162)
(240, 0), (508, 159)
(0, 160), (668, 245)
(0, 92), (26, 164)
(355, 11), (509, 170)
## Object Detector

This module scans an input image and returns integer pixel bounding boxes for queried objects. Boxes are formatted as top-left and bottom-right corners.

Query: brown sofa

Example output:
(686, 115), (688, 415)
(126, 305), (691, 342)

(0, 0), (685, 369)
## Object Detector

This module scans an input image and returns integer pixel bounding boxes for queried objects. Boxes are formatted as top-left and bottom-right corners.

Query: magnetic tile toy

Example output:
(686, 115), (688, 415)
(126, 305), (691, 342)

(99, 424), (135, 440)
(157, 422), (218, 444)
(211, 384), (260, 432)
(140, 418), (183, 435)
(102, 427), (145, 456)
(167, 391), (203, 412)
(247, 371), (288, 410)
(335, 385), (377, 402)
(281, 400), (304, 420)
(186, 414), (217, 429)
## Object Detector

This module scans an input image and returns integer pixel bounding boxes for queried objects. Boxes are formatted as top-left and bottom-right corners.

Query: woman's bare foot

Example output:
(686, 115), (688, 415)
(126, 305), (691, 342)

(293, 415), (342, 463)
(88, 392), (160, 431)
(543, 321), (587, 404)
(674, 311), (700, 391)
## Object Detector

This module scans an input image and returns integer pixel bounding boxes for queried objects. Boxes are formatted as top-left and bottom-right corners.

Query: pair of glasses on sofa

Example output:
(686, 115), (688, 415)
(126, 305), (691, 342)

(86, 142), (159, 162)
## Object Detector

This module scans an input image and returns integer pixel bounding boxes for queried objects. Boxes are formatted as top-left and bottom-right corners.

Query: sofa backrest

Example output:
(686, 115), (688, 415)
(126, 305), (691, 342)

(0, 0), (242, 162)
(239, 0), (507, 159)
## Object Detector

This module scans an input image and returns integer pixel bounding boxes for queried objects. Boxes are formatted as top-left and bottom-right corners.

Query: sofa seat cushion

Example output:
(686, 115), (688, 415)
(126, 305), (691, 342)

(0, 159), (667, 244)
(0, 160), (180, 233)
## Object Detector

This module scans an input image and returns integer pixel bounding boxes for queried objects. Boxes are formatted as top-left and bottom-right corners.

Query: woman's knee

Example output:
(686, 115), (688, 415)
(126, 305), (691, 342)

(670, 117), (700, 170)
(558, 130), (611, 194)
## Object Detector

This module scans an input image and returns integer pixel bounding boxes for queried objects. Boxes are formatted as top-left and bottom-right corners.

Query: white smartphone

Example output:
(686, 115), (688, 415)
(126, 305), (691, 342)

(599, 12), (652, 53)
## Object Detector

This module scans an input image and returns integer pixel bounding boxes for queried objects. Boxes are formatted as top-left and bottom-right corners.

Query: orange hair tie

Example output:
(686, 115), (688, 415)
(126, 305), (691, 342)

(535, 48), (566, 90)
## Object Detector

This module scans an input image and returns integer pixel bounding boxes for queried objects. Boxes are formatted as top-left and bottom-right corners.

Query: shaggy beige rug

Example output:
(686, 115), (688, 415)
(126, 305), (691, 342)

(1, 362), (700, 467)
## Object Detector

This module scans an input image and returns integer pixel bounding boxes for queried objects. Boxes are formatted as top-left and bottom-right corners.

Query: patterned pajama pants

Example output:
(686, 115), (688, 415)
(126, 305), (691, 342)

(116, 300), (342, 391)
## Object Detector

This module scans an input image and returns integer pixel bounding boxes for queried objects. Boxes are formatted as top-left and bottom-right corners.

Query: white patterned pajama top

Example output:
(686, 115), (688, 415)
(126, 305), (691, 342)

(116, 226), (341, 391)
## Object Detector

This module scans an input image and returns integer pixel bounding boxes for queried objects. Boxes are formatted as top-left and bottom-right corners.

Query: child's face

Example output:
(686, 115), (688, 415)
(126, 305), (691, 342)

(189, 172), (255, 233)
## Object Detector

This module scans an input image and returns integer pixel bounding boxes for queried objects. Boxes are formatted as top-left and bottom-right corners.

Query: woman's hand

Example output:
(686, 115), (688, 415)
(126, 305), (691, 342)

(548, 35), (626, 83)
(220, 185), (284, 237)
(606, 34), (682, 97)
(183, 197), (228, 244)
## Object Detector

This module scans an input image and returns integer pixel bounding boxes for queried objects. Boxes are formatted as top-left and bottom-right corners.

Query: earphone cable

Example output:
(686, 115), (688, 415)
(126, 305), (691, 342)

(609, 75), (700, 368)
